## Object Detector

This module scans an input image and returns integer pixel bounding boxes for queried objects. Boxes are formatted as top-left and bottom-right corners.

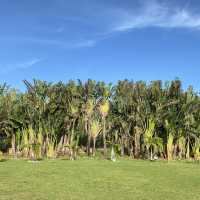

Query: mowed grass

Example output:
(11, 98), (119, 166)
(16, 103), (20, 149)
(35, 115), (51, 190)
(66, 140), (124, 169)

(0, 159), (200, 200)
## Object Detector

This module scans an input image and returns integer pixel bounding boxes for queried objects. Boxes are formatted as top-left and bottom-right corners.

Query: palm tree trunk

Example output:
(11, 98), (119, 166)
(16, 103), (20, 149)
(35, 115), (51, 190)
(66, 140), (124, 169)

(11, 134), (16, 157)
(134, 131), (140, 158)
(57, 135), (64, 154)
(150, 146), (153, 160)
(186, 135), (190, 160)
(130, 142), (134, 158)
(63, 134), (70, 155)
(70, 119), (76, 160)
(93, 138), (96, 156)
(85, 121), (90, 156)
(87, 135), (91, 156)
(173, 144), (177, 159)
(70, 119), (76, 144)
(121, 136), (124, 156)
(103, 117), (107, 156)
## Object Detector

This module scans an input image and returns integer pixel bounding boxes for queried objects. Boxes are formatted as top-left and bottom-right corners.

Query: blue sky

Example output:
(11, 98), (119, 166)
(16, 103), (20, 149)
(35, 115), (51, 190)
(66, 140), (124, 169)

(0, 0), (200, 91)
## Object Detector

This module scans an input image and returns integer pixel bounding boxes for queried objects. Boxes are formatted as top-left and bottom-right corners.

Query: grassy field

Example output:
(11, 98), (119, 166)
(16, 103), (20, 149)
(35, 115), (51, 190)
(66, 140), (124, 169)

(0, 159), (200, 200)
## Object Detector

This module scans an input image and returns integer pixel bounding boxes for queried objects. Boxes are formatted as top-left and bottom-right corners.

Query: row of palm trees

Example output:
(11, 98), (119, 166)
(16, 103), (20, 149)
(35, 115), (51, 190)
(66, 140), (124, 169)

(0, 79), (200, 160)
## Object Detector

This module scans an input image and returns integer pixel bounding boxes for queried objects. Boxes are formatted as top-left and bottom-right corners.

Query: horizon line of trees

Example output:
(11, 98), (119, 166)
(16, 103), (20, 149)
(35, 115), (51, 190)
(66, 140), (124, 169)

(0, 78), (200, 161)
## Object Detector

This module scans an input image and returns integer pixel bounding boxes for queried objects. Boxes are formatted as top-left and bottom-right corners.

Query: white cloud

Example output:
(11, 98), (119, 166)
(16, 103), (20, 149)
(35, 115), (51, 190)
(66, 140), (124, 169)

(1, 0), (199, 49)
(16, 58), (42, 69)
(74, 39), (97, 48)
(0, 36), (97, 48)
(111, 0), (200, 32)
(32, 38), (97, 48)
(0, 58), (42, 74)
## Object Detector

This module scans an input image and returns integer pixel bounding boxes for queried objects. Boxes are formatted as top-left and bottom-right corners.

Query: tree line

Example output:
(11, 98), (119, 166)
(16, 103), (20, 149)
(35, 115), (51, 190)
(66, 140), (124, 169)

(0, 79), (200, 161)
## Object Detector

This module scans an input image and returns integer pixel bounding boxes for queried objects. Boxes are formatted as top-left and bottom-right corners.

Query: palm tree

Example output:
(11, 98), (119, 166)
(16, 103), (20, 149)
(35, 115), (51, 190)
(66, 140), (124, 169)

(90, 119), (102, 156)
(144, 118), (163, 160)
(1, 78), (200, 161)
(98, 99), (110, 156)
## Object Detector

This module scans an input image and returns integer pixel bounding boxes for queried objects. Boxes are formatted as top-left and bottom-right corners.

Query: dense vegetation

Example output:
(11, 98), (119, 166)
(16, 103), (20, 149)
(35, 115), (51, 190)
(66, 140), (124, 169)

(0, 79), (200, 161)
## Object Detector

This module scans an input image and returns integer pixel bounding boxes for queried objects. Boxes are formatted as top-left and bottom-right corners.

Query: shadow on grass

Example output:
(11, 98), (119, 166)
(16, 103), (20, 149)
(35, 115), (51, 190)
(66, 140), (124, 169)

(185, 160), (200, 165)
(0, 159), (7, 162)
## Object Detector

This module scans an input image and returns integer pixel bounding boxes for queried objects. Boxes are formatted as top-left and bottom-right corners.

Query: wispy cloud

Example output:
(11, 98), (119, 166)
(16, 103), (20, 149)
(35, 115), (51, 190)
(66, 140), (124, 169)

(0, 36), (97, 48)
(1, 0), (199, 49)
(0, 58), (42, 74)
(73, 39), (97, 48)
(112, 0), (200, 32)
(17, 58), (42, 69)
(31, 38), (97, 48)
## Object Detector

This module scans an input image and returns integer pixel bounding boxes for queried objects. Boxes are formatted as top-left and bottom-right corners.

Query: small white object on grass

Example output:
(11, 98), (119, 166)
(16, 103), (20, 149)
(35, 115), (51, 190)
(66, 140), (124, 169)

(154, 155), (158, 160)
(111, 147), (116, 162)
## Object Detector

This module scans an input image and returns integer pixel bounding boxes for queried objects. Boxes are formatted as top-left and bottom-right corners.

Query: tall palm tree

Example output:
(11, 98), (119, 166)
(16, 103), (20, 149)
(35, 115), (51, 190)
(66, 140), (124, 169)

(98, 99), (109, 156)
(90, 119), (102, 156)
(144, 118), (163, 160)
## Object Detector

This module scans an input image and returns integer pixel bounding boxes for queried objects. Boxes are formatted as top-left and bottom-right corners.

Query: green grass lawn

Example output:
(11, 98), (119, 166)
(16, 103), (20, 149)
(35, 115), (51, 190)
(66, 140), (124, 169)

(0, 159), (200, 200)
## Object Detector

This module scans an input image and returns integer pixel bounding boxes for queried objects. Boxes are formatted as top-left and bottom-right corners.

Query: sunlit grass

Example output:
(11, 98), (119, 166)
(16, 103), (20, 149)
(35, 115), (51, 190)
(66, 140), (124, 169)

(0, 159), (199, 200)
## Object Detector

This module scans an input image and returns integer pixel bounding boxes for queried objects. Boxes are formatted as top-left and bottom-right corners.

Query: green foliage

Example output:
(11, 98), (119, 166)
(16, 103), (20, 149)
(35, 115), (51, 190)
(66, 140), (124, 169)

(0, 79), (200, 160)
(178, 136), (186, 159)
(144, 118), (163, 159)
(167, 133), (174, 161)
(90, 120), (102, 139)
(192, 138), (200, 160)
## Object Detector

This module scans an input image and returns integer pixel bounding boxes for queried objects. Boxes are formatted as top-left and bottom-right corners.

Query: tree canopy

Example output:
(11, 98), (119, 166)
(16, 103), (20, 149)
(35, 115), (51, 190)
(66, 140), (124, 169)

(0, 79), (200, 161)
